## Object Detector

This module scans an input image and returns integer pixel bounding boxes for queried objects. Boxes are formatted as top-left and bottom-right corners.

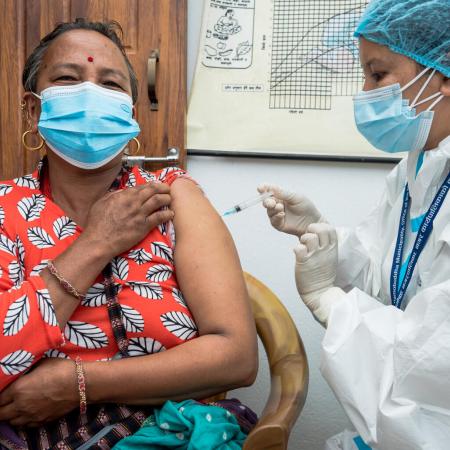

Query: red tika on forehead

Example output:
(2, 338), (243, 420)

(87, 56), (94, 62)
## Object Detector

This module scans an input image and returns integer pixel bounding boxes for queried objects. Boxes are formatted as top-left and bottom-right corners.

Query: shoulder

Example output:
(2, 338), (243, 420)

(0, 170), (44, 231)
(127, 166), (197, 188)
(0, 173), (42, 207)
(169, 176), (224, 243)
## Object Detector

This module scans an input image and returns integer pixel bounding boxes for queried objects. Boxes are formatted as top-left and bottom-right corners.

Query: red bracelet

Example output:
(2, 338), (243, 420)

(47, 260), (86, 302)
(75, 357), (87, 415)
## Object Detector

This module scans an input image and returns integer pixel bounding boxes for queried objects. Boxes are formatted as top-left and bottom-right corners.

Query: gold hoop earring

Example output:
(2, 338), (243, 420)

(125, 137), (141, 155)
(22, 130), (44, 152)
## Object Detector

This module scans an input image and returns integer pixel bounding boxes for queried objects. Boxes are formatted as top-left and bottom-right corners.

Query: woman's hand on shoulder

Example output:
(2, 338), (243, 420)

(82, 182), (173, 258)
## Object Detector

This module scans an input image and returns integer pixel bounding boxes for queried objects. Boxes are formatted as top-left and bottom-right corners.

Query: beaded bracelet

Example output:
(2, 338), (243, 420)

(47, 260), (86, 302)
(75, 357), (87, 415)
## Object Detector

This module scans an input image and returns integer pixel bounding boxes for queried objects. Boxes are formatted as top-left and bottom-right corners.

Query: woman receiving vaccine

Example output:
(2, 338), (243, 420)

(0, 19), (257, 449)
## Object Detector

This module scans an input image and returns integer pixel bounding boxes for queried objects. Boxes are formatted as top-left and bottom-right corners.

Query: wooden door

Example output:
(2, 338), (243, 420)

(0, 0), (186, 179)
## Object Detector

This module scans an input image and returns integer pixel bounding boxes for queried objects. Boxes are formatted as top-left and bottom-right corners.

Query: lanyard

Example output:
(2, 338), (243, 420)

(390, 171), (450, 309)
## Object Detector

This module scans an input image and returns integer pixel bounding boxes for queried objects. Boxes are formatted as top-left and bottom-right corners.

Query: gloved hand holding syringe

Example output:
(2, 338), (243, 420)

(223, 191), (273, 216)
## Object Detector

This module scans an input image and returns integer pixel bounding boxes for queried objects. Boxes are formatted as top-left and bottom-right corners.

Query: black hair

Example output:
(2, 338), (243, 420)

(22, 18), (138, 103)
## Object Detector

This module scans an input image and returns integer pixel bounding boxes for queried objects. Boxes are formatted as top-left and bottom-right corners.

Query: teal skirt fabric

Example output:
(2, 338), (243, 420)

(112, 400), (248, 449)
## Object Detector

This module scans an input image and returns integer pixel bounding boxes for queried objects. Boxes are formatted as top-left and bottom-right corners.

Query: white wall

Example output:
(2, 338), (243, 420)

(186, 2), (394, 448)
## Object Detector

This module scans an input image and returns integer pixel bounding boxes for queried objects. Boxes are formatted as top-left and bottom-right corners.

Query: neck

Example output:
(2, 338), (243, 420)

(46, 152), (123, 226)
(423, 101), (450, 151)
(425, 129), (450, 151)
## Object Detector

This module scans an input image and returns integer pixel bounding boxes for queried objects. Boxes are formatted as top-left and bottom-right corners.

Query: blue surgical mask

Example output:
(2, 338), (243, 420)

(34, 82), (140, 169)
(353, 67), (444, 153)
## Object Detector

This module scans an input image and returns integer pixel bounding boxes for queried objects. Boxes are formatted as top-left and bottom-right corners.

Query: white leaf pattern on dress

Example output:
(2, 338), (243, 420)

(44, 349), (69, 359)
(15, 236), (25, 269)
(53, 216), (76, 240)
(146, 264), (172, 283)
(0, 185), (13, 196)
(128, 248), (152, 265)
(17, 194), (46, 221)
(172, 288), (187, 308)
(0, 234), (17, 257)
(137, 168), (157, 183)
(160, 311), (198, 340)
(0, 350), (34, 376)
(0, 206), (4, 227)
(127, 281), (163, 300)
(157, 167), (179, 181)
(14, 175), (39, 189)
(27, 227), (55, 249)
(126, 173), (137, 187)
(127, 337), (165, 356)
(8, 260), (24, 287)
(0, 166), (195, 373)
(151, 242), (173, 263)
(37, 289), (57, 326)
(169, 222), (176, 246)
(112, 257), (129, 280)
(3, 295), (30, 336)
(121, 304), (145, 332)
(64, 321), (108, 349)
(30, 259), (49, 276)
(82, 283), (107, 307)
(158, 222), (168, 236)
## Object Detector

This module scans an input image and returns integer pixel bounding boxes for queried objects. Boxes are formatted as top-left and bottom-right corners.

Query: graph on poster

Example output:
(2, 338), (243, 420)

(269, 0), (366, 110)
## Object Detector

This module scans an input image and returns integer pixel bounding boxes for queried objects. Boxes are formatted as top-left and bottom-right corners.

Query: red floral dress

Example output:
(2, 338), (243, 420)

(0, 162), (198, 391)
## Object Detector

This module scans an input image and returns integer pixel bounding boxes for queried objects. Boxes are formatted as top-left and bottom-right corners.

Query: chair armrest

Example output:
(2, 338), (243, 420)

(243, 272), (309, 449)
(243, 354), (308, 450)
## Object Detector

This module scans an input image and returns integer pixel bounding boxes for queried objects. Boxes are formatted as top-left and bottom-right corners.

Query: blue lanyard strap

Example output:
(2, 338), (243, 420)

(390, 171), (450, 309)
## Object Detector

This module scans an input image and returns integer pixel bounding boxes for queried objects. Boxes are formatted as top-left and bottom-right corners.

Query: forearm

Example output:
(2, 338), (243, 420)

(40, 233), (112, 328)
(84, 334), (256, 405)
(0, 234), (112, 391)
(335, 226), (377, 292)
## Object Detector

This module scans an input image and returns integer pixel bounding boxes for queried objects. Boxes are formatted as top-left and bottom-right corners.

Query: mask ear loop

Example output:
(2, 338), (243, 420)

(401, 66), (444, 112)
(410, 69), (437, 107)
(412, 92), (442, 107)
(400, 66), (431, 93)
(426, 94), (444, 111)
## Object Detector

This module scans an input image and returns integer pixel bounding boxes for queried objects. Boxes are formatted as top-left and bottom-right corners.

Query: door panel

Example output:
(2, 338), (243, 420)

(0, 0), (186, 179)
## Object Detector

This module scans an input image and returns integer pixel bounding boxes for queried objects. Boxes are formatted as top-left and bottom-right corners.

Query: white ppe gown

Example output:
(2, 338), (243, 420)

(321, 135), (450, 450)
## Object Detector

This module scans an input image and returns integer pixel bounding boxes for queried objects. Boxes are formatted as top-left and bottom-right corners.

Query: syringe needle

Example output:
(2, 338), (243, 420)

(222, 191), (273, 216)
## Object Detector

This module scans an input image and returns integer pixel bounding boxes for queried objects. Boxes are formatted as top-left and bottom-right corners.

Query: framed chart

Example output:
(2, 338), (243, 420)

(187, 0), (402, 162)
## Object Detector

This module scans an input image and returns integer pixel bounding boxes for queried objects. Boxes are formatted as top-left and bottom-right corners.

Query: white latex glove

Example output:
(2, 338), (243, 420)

(258, 184), (326, 237)
(294, 223), (343, 326)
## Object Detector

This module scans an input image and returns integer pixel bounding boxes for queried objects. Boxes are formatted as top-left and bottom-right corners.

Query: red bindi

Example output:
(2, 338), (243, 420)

(87, 56), (94, 62)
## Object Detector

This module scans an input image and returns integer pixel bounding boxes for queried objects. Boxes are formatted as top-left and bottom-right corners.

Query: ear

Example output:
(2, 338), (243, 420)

(440, 77), (450, 97)
(132, 105), (137, 119)
(22, 92), (41, 133)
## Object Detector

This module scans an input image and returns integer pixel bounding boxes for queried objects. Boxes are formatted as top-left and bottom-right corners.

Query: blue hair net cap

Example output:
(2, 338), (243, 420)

(354, 0), (450, 77)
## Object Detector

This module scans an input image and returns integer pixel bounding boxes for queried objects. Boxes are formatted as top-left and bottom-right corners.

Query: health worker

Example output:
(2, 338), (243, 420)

(259, 0), (450, 449)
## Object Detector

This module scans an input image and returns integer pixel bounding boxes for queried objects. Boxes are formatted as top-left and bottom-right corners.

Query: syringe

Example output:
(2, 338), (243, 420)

(222, 191), (273, 216)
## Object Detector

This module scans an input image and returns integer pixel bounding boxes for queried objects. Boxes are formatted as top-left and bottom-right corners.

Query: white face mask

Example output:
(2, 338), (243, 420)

(34, 82), (140, 169)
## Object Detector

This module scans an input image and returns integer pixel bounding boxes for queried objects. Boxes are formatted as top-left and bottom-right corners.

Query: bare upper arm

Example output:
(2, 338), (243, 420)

(170, 178), (256, 343)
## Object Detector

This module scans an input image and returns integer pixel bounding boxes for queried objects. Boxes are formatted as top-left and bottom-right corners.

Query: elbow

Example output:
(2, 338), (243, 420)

(240, 355), (258, 387)
(228, 342), (259, 388)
